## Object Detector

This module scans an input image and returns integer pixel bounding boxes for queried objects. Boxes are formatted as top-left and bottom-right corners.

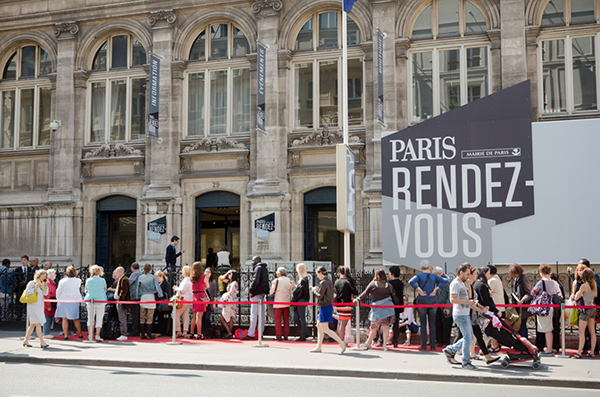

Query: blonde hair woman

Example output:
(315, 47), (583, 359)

(84, 265), (107, 342)
(173, 265), (192, 338)
(293, 263), (310, 341)
(23, 269), (49, 348)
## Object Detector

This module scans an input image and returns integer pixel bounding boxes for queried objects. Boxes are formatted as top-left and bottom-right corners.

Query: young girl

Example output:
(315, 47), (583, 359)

(572, 268), (597, 359)
(311, 267), (346, 354)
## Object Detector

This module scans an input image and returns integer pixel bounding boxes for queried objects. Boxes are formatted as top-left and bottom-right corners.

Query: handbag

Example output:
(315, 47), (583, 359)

(168, 295), (183, 310)
(527, 281), (551, 317)
(292, 282), (304, 302)
(20, 290), (38, 304)
(505, 306), (522, 330)
(267, 279), (279, 318)
(576, 297), (586, 316)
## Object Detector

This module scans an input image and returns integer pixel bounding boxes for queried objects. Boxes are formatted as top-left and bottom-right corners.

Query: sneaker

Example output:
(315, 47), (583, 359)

(309, 348), (322, 353)
(443, 348), (460, 365)
(116, 335), (128, 341)
(382, 345), (388, 351)
(94, 336), (104, 342)
(462, 362), (479, 371)
(540, 351), (554, 356)
(340, 342), (347, 354)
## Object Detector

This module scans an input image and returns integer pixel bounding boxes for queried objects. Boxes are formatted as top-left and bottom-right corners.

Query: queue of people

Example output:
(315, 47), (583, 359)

(8, 252), (599, 364)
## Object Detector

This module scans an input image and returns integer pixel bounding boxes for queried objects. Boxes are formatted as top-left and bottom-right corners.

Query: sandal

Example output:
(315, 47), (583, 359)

(490, 346), (501, 353)
(176, 332), (183, 338)
(586, 352), (595, 358)
(198, 334), (206, 340)
(571, 353), (582, 359)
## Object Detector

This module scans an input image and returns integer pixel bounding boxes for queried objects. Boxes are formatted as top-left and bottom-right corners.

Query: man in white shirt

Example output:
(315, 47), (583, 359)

(442, 263), (488, 371)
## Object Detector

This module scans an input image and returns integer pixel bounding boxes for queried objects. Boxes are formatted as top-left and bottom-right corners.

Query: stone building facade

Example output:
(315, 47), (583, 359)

(0, 0), (599, 270)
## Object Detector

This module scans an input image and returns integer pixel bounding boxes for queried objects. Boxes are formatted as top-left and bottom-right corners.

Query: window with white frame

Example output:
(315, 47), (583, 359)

(540, 34), (599, 114)
(87, 34), (147, 144)
(409, 0), (490, 123)
(1, 45), (52, 150)
(293, 11), (364, 129)
(186, 23), (251, 136)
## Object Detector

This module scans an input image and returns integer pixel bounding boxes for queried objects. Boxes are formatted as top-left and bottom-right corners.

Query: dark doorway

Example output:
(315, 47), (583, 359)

(304, 187), (355, 268)
(196, 191), (240, 269)
(96, 195), (137, 270)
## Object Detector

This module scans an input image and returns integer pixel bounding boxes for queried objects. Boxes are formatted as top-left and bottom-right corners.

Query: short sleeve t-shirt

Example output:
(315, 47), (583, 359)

(450, 278), (470, 316)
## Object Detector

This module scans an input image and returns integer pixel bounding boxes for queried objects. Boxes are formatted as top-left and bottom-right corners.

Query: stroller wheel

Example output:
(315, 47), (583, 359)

(532, 361), (541, 370)
(500, 358), (510, 369)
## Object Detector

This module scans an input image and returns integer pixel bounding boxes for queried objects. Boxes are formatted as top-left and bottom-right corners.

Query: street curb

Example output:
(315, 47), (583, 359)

(1, 355), (598, 390)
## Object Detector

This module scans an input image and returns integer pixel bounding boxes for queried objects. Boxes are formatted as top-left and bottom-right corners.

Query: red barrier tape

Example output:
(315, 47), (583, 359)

(43, 299), (600, 310)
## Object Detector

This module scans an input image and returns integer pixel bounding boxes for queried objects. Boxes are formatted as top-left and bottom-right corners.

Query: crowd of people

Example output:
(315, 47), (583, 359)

(2, 248), (598, 367)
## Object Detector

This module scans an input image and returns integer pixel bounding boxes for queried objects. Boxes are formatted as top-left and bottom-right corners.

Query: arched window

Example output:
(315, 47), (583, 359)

(409, 1), (490, 123)
(1, 45), (52, 149)
(292, 11), (364, 130)
(87, 34), (147, 144)
(538, 1), (599, 116)
(186, 23), (251, 136)
(541, 0), (596, 27)
(410, 0), (487, 40)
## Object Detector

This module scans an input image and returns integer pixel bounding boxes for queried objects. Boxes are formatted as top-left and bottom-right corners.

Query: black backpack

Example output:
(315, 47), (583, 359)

(100, 318), (121, 340)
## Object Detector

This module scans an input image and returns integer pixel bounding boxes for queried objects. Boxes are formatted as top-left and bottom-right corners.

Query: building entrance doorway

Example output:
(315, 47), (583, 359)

(96, 195), (137, 270)
(304, 187), (354, 268)
(196, 191), (240, 269)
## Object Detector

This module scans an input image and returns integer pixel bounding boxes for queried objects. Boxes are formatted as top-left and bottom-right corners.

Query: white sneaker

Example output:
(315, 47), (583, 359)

(116, 335), (128, 341)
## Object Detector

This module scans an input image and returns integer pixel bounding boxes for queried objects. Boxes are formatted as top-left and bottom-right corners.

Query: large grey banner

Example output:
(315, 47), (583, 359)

(381, 81), (535, 270)
(257, 43), (266, 131)
(148, 54), (160, 138)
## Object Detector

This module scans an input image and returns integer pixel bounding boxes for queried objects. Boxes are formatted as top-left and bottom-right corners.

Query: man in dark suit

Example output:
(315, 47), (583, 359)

(164, 236), (185, 285)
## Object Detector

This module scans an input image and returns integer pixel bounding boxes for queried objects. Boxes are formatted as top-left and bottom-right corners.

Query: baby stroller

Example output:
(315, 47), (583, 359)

(481, 313), (541, 369)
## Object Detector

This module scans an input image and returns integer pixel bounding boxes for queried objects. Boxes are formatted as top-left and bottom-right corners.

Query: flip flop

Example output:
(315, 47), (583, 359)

(571, 353), (582, 359)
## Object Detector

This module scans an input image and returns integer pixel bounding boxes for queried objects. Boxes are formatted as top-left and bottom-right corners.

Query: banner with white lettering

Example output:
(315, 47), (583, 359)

(147, 216), (166, 243)
(257, 43), (266, 132)
(381, 81), (534, 270)
(148, 54), (160, 138)
(336, 144), (356, 233)
(255, 213), (275, 241)
(377, 31), (384, 124)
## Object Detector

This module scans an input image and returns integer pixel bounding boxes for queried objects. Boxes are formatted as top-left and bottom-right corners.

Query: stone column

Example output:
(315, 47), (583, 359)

(49, 22), (81, 203)
(246, 0), (291, 263)
(525, 26), (540, 120)
(139, 10), (183, 265)
(500, 0), (528, 88)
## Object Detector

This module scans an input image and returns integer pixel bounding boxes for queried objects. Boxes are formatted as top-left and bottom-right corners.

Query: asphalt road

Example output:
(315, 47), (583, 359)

(1, 362), (595, 397)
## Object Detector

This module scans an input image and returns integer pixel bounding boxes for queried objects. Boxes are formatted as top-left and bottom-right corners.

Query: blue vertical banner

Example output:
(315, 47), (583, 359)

(377, 30), (384, 124)
(257, 43), (266, 132)
(343, 0), (357, 13)
(148, 54), (160, 138)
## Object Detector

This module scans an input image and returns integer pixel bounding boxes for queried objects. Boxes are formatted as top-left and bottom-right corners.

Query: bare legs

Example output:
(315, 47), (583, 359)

(24, 323), (44, 346)
(220, 315), (233, 337)
(311, 322), (346, 353)
(336, 319), (348, 341)
(61, 318), (82, 339)
(578, 318), (597, 356)
(191, 312), (203, 336)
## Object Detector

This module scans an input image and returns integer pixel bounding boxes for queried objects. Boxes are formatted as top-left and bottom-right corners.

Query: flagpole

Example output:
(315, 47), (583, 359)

(342, 7), (351, 273)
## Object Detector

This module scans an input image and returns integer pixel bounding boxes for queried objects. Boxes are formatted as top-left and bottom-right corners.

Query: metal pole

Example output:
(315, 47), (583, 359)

(351, 299), (361, 350)
(560, 302), (566, 357)
(167, 296), (182, 345)
(253, 298), (269, 348)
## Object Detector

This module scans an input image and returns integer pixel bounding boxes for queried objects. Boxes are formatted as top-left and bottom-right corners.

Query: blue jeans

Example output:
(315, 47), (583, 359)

(248, 294), (265, 337)
(43, 315), (53, 335)
(447, 315), (473, 364)
(417, 306), (437, 349)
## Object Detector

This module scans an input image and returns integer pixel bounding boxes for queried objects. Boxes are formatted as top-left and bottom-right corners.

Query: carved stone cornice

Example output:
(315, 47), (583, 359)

(53, 22), (79, 38)
(148, 10), (177, 27)
(252, 0), (283, 14)
(83, 142), (144, 159)
(361, 41), (374, 61)
(290, 128), (362, 147)
(171, 60), (187, 80)
(181, 137), (247, 153)
(73, 70), (90, 89)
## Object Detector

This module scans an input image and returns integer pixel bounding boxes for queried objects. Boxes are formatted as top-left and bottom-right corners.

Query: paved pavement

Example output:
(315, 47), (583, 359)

(0, 331), (598, 389)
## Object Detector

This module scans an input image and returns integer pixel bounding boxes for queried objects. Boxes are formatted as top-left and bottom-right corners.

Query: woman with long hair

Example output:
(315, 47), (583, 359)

(310, 267), (346, 353)
(190, 262), (209, 339)
(202, 267), (218, 336)
(219, 270), (239, 338)
(572, 268), (597, 359)
(55, 266), (83, 339)
(334, 266), (357, 342)
(293, 263), (310, 341)
(470, 267), (500, 364)
(354, 269), (397, 351)
(23, 269), (49, 348)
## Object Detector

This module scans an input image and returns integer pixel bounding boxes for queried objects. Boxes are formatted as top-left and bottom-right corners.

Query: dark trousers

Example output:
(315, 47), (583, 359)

(293, 303), (308, 339)
(417, 306), (436, 349)
(165, 263), (177, 287)
(436, 309), (453, 345)
(129, 301), (140, 335)
(202, 305), (213, 335)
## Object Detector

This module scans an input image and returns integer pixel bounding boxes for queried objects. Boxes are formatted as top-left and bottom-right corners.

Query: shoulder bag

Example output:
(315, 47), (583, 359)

(20, 290), (38, 304)
(414, 273), (431, 304)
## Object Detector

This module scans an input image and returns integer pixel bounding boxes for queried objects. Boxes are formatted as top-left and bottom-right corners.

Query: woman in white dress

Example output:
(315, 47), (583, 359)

(55, 266), (83, 339)
(219, 270), (239, 338)
(23, 269), (49, 348)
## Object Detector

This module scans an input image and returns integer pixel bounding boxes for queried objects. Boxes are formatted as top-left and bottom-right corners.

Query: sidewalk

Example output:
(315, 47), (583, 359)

(0, 331), (598, 389)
